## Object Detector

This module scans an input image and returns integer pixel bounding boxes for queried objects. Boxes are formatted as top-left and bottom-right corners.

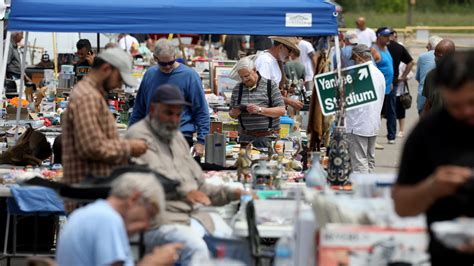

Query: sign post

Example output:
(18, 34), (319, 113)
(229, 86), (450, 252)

(314, 62), (378, 116)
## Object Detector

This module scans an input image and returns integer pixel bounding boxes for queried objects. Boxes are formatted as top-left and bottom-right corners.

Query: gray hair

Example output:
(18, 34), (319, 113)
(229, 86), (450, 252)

(428, 36), (443, 50)
(229, 55), (257, 81)
(110, 172), (165, 217)
(154, 39), (176, 57)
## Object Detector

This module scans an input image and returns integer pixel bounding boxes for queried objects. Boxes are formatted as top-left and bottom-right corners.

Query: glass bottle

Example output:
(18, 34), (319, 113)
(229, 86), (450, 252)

(305, 152), (328, 189)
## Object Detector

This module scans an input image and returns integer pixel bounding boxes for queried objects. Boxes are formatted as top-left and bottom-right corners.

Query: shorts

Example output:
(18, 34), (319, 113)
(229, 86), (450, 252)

(396, 96), (406, 119)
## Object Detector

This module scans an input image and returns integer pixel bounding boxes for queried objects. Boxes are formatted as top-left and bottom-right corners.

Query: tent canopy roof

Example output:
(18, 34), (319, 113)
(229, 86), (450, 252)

(8, 0), (338, 36)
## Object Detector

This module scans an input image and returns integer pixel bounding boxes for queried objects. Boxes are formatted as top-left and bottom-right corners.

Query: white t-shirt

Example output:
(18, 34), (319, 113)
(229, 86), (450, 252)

(355, 28), (376, 48)
(118, 35), (139, 54)
(255, 51), (282, 84)
(298, 40), (316, 82)
(345, 63), (386, 137)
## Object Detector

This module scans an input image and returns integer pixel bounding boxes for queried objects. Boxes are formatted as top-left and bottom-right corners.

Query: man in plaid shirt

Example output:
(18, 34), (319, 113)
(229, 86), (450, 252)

(62, 48), (148, 184)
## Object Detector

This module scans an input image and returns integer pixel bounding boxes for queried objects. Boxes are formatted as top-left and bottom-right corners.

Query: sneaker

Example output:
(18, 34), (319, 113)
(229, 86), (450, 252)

(375, 143), (384, 150)
(388, 140), (396, 144)
(397, 131), (404, 138)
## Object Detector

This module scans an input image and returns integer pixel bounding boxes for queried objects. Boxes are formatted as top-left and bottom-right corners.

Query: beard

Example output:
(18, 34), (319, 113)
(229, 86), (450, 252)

(278, 51), (289, 62)
(150, 119), (179, 143)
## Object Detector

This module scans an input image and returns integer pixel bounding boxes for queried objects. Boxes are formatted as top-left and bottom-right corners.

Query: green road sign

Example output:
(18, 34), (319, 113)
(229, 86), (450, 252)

(314, 62), (378, 116)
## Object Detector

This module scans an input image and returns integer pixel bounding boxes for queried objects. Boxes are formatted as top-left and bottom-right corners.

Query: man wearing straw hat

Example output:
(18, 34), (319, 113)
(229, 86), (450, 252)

(255, 36), (304, 111)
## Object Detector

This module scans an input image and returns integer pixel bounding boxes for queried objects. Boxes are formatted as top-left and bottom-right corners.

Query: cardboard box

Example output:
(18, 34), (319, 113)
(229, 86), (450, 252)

(6, 106), (29, 120)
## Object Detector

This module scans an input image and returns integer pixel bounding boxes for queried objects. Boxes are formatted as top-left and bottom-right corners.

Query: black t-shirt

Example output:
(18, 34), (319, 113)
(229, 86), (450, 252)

(387, 41), (413, 86)
(250, 35), (273, 51)
(74, 60), (92, 81)
(397, 109), (474, 266)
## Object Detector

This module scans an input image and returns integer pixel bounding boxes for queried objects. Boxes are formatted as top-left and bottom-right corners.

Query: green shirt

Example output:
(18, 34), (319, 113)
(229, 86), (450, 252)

(284, 60), (306, 81)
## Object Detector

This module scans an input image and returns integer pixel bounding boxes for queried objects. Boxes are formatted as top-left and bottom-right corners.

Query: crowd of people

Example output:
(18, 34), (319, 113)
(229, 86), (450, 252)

(3, 21), (473, 265)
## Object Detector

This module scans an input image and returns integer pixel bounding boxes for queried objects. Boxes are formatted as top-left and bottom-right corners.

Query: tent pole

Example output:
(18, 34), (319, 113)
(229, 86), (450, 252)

(14, 31), (29, 142)
(97, 33), (100, 53)
(52, 33), (58, 80)
(0, 31), (11, 103)
(334, 34), (344, 127)
(209, 34), (213, 94)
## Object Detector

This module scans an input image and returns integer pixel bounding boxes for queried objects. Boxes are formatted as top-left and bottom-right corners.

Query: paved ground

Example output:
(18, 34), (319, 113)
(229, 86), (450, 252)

(373, 76), (418, 174)
(372, 33), (472, 174)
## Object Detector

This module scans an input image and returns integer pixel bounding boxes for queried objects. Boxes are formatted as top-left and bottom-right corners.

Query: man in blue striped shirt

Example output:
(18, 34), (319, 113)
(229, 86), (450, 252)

(229, 57), (286, 148)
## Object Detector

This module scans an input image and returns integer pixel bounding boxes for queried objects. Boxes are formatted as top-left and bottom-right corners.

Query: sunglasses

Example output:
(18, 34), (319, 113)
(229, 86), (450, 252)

(154, 56), (176, 67)
(158, 60), (176, 67)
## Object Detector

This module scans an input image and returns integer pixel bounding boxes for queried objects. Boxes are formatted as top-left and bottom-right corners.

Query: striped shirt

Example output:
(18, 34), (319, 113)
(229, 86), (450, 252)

(230, 77), (285, 132)
(62, 77), (130, 184)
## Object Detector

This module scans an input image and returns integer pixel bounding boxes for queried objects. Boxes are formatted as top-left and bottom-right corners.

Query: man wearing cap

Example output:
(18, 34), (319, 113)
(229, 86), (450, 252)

(129, 39), (210, 157)
(346, 44), (386, 173)
(62, 48), (148, 184)
(333, 31), (359, 69)
(355, 17), (376, 48)
(255, 36), (304, 110)
(372, 27), (396, 145)
(126, 84), (244, 265)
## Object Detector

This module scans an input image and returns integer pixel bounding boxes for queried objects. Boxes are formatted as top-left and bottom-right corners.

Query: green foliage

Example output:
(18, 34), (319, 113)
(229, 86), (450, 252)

(338, 0), (473, 13)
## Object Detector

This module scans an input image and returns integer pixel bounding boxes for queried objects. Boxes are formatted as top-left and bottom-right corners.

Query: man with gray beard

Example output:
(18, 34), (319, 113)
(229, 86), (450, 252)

(125, 84), (243, 265)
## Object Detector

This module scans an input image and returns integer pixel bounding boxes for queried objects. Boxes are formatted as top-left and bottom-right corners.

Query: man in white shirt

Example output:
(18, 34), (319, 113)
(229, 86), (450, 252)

(255, 36), (304, 110)
(298, 37), (318, 91)
(355, 17), (376, 48)
(118, 33), (140, 55)
(345, 44), (386, 173)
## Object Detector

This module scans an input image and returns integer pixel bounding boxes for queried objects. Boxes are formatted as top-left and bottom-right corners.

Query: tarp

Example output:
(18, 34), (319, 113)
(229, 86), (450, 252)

(8, 0), (338, 36)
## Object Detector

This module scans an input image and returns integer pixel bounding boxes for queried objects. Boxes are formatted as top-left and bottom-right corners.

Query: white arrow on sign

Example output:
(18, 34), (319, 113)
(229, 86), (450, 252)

(358, 68), (369, 80)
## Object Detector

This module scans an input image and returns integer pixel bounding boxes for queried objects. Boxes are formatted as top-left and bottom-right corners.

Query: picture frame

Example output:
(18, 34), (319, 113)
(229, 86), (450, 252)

(214, 65), (238, 98)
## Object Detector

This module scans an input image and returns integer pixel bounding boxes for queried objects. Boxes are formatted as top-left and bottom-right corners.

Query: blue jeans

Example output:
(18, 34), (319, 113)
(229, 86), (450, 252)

(144, 224), (209, 266)
(144, 214), (233, 266)
(417, 92), (426, 115)
(384, 90), (397, 141)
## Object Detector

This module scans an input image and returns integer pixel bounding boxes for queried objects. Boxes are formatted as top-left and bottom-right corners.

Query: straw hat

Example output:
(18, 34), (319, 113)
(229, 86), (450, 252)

(269, 36), (300, 55)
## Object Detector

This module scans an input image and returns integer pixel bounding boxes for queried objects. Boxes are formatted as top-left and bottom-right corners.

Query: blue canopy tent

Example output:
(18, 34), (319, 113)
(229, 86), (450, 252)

(7, 0), (338, 36)
(2, 0), (341, 143)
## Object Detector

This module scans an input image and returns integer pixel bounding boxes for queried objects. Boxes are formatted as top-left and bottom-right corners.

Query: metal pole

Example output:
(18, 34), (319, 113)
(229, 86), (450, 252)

(0, 31), (11, 101)
(334, 34), (345, 127)
(97, 33), (100, 53)
(407, 0), (414, 26)
(14, 31), (29, 142)
(208, 34), (214, 94)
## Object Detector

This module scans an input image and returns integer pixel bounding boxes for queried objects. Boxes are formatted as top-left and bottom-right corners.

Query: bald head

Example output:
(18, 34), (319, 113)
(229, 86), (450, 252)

(435, 39), (456, 65)
(356, 17), (366, 30)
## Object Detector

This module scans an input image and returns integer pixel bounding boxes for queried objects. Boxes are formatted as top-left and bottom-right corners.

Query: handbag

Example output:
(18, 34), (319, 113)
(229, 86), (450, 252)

(0, 124), (52, 166)
(399, 81), (412, 109)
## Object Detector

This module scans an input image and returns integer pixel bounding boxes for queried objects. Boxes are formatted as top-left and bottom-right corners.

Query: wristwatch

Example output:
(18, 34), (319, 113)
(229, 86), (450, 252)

(257, 107), (262, 114)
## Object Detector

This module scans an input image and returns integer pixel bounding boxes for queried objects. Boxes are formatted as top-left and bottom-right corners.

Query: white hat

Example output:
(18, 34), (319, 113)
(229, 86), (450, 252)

(344, 31), (359, 45)
(97, 48), (137, 87)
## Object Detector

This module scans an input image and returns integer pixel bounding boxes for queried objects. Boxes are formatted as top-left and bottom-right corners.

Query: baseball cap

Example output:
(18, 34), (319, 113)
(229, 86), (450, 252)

(376, 27), (394, 37)
(151, 84), (191, 106)
(97, 47), (137, 87)
(352, 44), (371, 58)
(344, 31), (359, 45)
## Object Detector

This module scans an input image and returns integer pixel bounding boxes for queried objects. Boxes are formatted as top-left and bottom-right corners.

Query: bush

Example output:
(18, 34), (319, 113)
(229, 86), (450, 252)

(338, 0), (472, 13)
